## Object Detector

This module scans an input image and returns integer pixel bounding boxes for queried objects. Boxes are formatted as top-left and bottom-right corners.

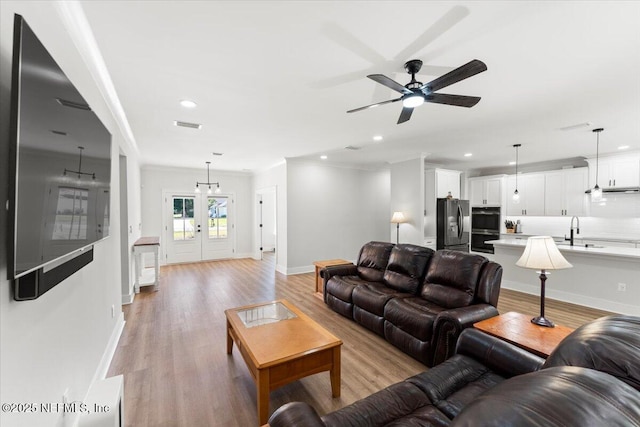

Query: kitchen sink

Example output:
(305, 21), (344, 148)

(555, 242), (605, 249)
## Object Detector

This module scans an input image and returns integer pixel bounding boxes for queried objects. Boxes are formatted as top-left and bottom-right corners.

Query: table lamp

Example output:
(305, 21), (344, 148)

(390, 212), (406, 244)
(516, 236), (572, 327)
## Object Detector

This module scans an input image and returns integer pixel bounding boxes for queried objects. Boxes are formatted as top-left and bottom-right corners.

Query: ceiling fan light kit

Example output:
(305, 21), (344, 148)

(347, 58), (487, 124)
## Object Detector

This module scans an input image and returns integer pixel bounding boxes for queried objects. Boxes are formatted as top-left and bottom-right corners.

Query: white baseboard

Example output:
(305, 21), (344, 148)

(94, 312), (125, 383)
(286, 265), (314, 275)
(122, 291), (134, 305)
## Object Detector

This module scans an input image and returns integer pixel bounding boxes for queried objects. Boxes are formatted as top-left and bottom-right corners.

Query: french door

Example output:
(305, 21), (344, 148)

(164, 191), (234, 264)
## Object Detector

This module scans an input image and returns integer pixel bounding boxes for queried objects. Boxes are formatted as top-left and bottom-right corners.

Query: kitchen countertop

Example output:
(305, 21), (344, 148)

(488, 239), (640, 260)
(499, 233), (640, 245)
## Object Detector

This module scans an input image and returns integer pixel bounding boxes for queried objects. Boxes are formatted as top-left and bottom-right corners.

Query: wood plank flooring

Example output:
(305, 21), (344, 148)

(107, 253), (614, 426)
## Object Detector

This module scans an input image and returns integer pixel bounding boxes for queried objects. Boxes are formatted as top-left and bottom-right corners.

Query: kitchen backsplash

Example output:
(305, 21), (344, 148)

(502, 216), (640, 240)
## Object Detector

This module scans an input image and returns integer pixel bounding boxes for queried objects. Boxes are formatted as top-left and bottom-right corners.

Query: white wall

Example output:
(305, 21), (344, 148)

(141, 166), (254, 260)
(252, 162), (288, 273)
(390, 157), (425, 245)
(1, 2), (137, 426)
(286, 159), (390, 274)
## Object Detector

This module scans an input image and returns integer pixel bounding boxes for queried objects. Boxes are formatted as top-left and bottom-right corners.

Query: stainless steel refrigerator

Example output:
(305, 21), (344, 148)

(436, 198), (470, 252)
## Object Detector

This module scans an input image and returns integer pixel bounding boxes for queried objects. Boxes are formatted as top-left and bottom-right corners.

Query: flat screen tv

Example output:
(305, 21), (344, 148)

(8, 15), (112, 300)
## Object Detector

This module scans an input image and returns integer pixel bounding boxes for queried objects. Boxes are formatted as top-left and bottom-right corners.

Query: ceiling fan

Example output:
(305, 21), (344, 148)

(347, 59), (487, 124)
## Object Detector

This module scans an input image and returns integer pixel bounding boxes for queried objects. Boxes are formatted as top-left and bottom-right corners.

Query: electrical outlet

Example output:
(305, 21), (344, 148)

(617, 283), (627, 292)
(111, 304), (115, 318)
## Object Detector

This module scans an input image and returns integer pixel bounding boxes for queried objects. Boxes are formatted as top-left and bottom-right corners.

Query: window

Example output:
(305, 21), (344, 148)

(208, 196), (228, 239)
(173, 197), (195, 240)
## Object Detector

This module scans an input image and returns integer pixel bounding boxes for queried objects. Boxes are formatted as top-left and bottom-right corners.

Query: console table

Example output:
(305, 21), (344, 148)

(474, 311), (574, 358)
(133, 236), (160, 293)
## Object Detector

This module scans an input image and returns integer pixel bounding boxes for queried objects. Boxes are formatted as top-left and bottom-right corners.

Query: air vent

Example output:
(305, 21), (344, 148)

(173, 120), (202, 129)
(559, 122), (592, 131)
(212, 152), (223, 156)
(345, 145), (362, 150)
(56, 98), (91, 111)
(50, 130), (68, 136)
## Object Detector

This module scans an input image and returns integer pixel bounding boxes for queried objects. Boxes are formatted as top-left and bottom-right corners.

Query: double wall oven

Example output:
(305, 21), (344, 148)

(471, 206), (501, 254)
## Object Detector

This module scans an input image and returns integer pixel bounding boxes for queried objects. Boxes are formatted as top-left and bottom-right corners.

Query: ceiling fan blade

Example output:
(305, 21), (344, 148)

(422, 59), (487, 93)
(368, 74), (412, 94)
(425, 93), (481, 108)
(397, 107), (413, 124)
(347, 97), (402, 113)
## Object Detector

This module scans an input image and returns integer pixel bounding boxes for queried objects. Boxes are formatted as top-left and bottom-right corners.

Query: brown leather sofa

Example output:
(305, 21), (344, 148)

(268, 315), (640, 427)
(322, 241), (502, 366)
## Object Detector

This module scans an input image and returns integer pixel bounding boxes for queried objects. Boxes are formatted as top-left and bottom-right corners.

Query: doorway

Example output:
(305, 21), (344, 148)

(255, 187), (277, 260)
(163, 191), (235, 264)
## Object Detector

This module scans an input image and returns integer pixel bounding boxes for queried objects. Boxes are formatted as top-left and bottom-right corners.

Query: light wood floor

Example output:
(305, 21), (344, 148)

(107, 253), (614, 426)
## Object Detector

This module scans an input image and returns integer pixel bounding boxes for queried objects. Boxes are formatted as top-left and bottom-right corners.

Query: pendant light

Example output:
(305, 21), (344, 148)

(195, 161), (221, 195)
(512, 144), (521, 204)
(591, 128), (604, 202)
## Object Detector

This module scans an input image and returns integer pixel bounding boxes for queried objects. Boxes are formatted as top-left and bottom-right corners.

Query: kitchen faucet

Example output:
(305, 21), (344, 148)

(565, 216), (580, 246)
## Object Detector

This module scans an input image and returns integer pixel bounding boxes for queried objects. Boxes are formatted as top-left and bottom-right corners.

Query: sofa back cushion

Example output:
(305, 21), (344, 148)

(420, 250), (487, 309)
(383, 244), (434, 293)
(474, 261), (502, 306)
(356, 241), (394, 282)
(543, 315), (640, 391)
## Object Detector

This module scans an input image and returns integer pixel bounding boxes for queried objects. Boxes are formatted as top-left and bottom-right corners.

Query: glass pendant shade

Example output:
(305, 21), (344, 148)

(591, 128), (604, 203)
(512, 144), (521, 205)
(195, 184), (201, 193)
(512, 189), (520, 204)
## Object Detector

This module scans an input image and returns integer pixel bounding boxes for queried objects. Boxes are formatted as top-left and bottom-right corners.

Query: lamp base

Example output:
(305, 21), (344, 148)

(531, 316), (555, 328)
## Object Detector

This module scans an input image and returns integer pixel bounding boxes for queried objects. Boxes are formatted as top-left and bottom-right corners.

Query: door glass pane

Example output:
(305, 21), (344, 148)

(173, 197), (195, 241)
(208, 196), (228, 239)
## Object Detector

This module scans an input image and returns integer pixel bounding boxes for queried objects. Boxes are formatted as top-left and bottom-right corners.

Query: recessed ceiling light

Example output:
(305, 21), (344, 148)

(180, 99), (197, 108)
(618, 145), (630, 150)
(373, 135), (383, 141)
(509, 161), (517, 165)
(464, 153), (473, 157)
(320, 155), (328, 160)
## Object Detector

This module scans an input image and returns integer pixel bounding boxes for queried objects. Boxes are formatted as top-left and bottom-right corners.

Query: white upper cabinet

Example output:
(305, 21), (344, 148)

(470, 176), (504, 206)
(544, 168), (588, 216)
(586, 153), (640, 189)
(435, 169), (461, 199)
(506, 173), (545, 216)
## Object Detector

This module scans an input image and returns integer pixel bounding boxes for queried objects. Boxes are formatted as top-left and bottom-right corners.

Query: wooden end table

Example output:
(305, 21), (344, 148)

(313, 259), (352, 299)
(474, 311), (574, 358)
(225, 299), (342, 425)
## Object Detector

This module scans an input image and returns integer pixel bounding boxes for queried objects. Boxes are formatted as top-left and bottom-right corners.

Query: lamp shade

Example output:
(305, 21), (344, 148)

(390, 211), (406, 224)
(516, 236), (572, 270)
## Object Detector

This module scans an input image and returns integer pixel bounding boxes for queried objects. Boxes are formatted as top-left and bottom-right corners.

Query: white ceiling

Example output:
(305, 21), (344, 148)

(80, 1), (640, 173)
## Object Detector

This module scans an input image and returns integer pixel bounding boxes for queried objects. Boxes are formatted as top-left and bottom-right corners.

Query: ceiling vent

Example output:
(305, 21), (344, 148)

(212, 152), (223, 156)
(345, 145), (362, 150)
(559, 122), (592, 131)
(56, 98), (91, 111)
(173, 120), (202, 130)
(50, 130), (68, 136)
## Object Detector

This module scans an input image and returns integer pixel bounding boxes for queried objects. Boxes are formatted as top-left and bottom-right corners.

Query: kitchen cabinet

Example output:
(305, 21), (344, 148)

(586, 153), (640, 189)
(434, 169), (461, 199)
(506, 173), (545, 216)
(544, 168), (588, 216)
(470, 175), (505, 206)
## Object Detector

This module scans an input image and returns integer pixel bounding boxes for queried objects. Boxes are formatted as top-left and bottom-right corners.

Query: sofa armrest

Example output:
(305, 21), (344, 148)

(429, 304), (499, 366)
(268, 402), (325, 427)
(456, 328), (545, 377)
(321, 264), (357, 302)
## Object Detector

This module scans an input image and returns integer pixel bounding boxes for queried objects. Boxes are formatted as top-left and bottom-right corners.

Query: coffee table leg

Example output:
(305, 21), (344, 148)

(330, 346), (341, 397)
(226, 321), (233, 354)
(257, 368), (270, 425)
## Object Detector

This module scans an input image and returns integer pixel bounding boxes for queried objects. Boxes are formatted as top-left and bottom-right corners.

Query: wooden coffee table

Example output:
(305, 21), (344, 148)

(474, 311), (574, 358)
(225, 299), (342, 425)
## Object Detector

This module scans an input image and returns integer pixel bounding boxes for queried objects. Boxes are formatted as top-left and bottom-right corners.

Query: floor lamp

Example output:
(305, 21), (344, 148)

(390, 212), (406, 244)
(516, 236), (573, 327)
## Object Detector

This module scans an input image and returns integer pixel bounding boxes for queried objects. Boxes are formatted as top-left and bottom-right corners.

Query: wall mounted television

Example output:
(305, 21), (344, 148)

(7, 15), (112, 300)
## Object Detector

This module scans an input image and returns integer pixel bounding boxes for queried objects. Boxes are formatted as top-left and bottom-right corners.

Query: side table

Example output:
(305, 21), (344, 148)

(133, 236), (160, 293)
(474, 311), (574, 358)
(312, 259), (352, 300)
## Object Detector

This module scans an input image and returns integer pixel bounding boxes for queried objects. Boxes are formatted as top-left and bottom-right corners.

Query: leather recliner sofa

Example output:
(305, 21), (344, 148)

(268, 315), (640, 427)
(322, 241), (502, 366)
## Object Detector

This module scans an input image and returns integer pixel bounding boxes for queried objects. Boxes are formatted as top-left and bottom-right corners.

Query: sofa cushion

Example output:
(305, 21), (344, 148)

(421, 251), (487, 309)
(352, 283), (410, 317)
(408, 354), (505, 419)
(450, 367), (640, 427)
(384, 297), (445, 341)
(326, 276), (375, 303)
(543, 314), (640, 391)
(356, 241), (394, 282)
(321, 381), (434, 427)
(383, 244), (434, 294)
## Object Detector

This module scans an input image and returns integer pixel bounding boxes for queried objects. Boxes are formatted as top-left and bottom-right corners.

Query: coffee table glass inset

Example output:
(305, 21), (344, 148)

(225, 299), (342, 425)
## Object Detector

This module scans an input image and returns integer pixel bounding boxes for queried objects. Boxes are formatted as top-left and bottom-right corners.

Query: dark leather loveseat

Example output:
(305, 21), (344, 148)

(322, 241), (502, 366)
(268, 315), (640, 427)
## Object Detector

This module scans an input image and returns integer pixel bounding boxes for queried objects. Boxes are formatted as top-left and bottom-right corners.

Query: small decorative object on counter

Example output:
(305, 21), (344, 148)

(446, 191), (453, 200)
(505, 220), (515, 233)
(515, 220), (522, 234)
